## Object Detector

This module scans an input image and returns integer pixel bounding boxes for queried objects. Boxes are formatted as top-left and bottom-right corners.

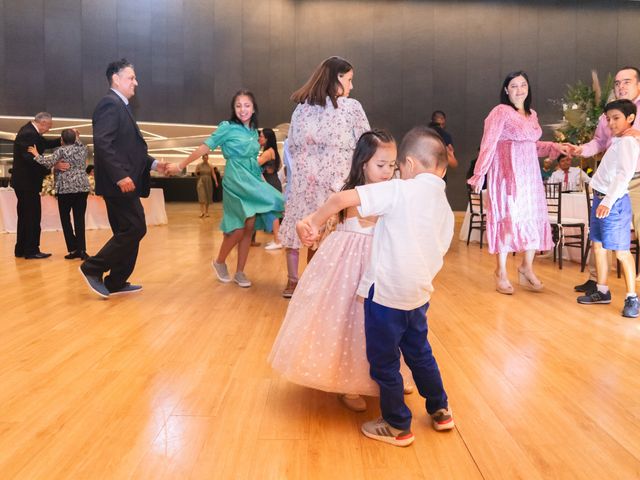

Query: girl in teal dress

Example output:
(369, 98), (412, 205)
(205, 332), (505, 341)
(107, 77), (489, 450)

(171, 90), (284, 287)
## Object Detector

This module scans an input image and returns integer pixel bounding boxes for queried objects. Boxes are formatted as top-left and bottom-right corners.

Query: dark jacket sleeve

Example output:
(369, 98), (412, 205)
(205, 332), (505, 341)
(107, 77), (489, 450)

(93, 99), (129, 185)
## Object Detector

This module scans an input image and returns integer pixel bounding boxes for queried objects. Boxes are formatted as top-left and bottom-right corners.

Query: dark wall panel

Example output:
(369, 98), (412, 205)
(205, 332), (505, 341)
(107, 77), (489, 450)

(4, 0), (46, 114)
(45, 0), (83, 117)
(1, 0), (639, 209)
(81, 0), (117, 118)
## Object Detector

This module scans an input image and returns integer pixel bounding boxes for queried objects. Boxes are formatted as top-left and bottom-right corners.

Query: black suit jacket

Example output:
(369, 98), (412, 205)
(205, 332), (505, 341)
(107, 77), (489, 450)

(11, 122), (61, 191)
(92, 90), (154, 198)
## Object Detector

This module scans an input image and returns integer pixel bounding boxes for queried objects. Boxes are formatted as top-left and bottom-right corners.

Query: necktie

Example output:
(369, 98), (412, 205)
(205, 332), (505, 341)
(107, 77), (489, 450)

(563, 170), (569, 191)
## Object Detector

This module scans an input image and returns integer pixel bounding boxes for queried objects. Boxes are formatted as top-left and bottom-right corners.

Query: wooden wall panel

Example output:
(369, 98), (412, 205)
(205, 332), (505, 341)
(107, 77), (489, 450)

(0, 0), (639, 208)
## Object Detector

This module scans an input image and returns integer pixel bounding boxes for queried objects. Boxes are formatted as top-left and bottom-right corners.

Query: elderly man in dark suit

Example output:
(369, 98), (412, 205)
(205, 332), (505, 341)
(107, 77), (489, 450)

(79, 58), (165, 298)
(11, 112), (63, 259)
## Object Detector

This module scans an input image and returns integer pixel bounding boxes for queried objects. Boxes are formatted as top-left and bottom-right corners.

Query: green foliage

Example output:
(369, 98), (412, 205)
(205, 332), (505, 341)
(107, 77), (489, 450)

(553, 73), (614, 145)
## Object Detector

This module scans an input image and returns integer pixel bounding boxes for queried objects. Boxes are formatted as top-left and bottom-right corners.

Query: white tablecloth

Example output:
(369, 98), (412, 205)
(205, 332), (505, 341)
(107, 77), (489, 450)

(0, 188), (168, 233)
(460, 191), (589, 262)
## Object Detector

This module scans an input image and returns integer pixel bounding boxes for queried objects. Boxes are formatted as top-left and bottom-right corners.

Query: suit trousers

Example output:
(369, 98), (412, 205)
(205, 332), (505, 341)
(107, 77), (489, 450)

(14, 189), (42, 256)
(364, 285), (448, 431)
(82, 195), (146, 291)
(57, 192), (88, 253)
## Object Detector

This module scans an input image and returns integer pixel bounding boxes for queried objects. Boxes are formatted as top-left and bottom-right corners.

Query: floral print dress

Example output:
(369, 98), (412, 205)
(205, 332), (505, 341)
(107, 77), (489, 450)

(279, 96), (370, 249)
(468, 104), (560, 254)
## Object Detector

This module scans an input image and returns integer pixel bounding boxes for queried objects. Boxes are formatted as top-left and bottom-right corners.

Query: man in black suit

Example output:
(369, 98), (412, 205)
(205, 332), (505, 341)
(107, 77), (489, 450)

(80, 58), (164, 298)
(11, 112), (63, 259)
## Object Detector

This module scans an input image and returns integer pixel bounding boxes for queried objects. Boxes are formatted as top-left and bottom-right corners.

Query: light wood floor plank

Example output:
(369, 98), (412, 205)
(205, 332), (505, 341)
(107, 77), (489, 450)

(1, 203), (639, 479)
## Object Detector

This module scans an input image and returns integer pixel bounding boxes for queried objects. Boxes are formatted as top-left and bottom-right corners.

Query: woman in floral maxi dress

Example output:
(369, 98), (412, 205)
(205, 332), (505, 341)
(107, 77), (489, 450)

(468, 71), (567, 295)
(278, 56), (370, 297)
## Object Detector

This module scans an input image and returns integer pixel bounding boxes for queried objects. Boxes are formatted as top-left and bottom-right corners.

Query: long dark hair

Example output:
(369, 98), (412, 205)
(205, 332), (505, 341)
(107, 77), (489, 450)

(291, 56), (353, 109)
(261, 128), (281, 172)
(229, 89), (259, 129)
(500, 70), (532, 114)
(339, 129), (395, 221)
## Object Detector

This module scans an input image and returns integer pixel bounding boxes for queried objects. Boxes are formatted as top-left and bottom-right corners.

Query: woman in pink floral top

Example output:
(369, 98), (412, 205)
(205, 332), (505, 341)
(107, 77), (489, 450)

(279, 56), (370, 297)
(468, 71), (568, 295)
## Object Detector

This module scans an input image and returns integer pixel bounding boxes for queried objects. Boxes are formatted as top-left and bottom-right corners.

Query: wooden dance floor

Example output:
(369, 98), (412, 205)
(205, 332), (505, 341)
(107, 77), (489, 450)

(1, 203), (639, 479)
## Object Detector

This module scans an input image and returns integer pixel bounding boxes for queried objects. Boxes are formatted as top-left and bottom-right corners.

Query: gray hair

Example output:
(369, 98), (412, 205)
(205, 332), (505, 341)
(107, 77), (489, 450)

(34, 112), (52, 123)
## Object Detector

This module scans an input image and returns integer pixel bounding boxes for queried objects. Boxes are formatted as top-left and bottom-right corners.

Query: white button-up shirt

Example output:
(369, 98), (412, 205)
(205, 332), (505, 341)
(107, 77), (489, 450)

(355, 173), (454, 310)
(590, 136), (640, 209)
(548, 166), (590, 191)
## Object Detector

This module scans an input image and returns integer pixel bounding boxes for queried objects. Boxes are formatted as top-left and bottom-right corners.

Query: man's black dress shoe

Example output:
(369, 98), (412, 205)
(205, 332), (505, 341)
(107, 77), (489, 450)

(25, 252), (52, 259)
(65, 251), (88, 260)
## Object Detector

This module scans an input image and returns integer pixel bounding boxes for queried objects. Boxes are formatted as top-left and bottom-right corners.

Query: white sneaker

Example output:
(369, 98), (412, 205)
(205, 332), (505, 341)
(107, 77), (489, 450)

(264, 241), (283, 251)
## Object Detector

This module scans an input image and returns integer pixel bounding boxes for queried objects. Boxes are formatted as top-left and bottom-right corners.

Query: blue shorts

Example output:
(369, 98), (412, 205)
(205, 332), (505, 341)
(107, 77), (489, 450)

(589, 193), (632, 251)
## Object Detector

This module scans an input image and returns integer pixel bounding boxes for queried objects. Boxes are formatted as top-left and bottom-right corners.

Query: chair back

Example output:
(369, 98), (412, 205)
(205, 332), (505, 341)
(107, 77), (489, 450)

(467, 186), (484, 216)
(545, 182), (562, 224)
(585, 185), (592, 225)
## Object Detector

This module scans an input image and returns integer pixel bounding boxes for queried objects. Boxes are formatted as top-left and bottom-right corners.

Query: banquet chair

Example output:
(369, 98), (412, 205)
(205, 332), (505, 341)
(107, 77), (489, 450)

(545, 182), (586, 270)
(466, 186), (486, 248)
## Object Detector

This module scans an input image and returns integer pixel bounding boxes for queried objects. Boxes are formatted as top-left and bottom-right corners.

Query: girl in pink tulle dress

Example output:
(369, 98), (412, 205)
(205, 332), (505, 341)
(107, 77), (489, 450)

(269, 130), (401, 410)
(468, 71), (566, 295)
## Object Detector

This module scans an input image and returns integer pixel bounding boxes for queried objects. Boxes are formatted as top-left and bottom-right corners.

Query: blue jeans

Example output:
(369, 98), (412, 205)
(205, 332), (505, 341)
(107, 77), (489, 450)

(364, 286), (448, 430)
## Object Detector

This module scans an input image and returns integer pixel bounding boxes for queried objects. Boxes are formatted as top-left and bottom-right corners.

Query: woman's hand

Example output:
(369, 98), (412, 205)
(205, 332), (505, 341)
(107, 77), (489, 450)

(27, 145), (39, 157)
(296, 217), (318, 246)
(467, 175), (484, 194)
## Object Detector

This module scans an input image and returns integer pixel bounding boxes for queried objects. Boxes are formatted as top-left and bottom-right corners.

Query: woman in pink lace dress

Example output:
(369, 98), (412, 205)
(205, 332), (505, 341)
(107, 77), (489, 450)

(278, 56), (370, 297)
(468, 71), (567, 294)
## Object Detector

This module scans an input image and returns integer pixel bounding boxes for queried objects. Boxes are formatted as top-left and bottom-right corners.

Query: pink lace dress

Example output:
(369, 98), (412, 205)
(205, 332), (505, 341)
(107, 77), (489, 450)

(468, 104), (559, 253)
(279, 97), (370, 249)
(269, 216), (404, 396)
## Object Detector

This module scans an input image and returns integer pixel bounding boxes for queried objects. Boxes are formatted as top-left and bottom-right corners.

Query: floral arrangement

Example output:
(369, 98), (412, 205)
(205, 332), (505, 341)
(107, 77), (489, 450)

(40, 173), (56, 196)
(553, 70), (614, 145)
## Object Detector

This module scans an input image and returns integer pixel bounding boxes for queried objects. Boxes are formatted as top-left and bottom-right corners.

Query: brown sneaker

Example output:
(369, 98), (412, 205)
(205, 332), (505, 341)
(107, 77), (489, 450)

(282, 279), (297, 298)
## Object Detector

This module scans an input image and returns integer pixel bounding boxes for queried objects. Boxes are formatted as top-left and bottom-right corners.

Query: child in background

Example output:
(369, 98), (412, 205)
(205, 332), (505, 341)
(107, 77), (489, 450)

(297, 126), (455, 446)
(269, 129), (402, 412)
(577, 99), (640, 318)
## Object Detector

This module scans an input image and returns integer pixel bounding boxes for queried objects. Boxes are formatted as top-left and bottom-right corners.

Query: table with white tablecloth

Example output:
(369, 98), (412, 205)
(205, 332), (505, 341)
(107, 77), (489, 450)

(460, 191), (589, 263)
(0, 188), (168, 233)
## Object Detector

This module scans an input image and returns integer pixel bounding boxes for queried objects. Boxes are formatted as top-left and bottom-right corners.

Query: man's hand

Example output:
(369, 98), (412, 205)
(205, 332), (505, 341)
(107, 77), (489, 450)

(296, 218), (318, 246)
(565, 143), (583, 157)
(595, 204), (610, 219)
(165, 163), (182, 176)
(156, 162), (168, 175)
(117, 177), (136, 193)
(623, 129), (640, 141)
(54, 161), (70, 172)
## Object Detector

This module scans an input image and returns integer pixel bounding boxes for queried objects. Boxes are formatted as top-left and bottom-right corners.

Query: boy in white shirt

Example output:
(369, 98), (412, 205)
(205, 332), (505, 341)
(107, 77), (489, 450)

(297, 126), (455, 446)
(577, 99), (640, 317)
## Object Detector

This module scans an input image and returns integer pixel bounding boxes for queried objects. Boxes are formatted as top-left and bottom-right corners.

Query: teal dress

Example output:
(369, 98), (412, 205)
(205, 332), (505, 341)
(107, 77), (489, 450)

(204, 121), (284, 233)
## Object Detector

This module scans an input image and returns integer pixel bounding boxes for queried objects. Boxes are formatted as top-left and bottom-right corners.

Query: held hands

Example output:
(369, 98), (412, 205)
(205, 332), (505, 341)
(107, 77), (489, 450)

(595, 204), (610, 219)
(296, 217), (319, 247)
(165, 163), (182, 176)
(156, 162), (168, 175)
(117, 176), (136, 193)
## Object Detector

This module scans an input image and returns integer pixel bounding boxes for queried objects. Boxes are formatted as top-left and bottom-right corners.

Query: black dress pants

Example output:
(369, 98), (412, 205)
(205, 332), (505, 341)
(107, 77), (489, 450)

(57, 192), (88, 253)
(14, 189), (42, 256)
(81, 195), (146, 291)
